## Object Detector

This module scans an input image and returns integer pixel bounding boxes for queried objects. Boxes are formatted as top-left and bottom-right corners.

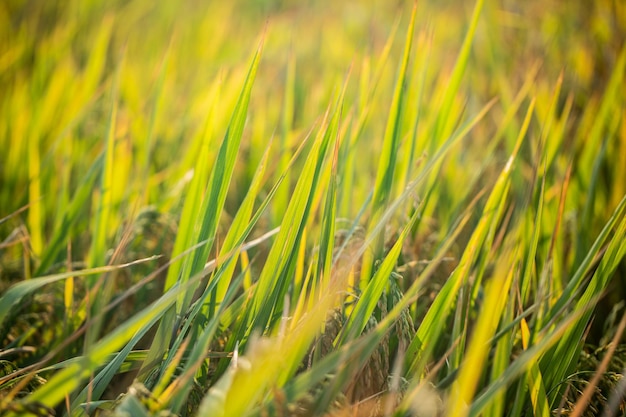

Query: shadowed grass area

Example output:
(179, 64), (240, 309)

(1, 1), (625, 416)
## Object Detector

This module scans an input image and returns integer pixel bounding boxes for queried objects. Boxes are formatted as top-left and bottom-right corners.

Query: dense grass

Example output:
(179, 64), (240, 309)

(1, 1), (625, 416)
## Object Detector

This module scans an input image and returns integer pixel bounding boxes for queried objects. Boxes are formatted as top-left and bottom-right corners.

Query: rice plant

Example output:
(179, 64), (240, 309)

(1, 1), (625, 416)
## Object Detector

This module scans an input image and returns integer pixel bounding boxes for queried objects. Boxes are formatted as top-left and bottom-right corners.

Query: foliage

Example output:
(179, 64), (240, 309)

(1, 0), (625, 416)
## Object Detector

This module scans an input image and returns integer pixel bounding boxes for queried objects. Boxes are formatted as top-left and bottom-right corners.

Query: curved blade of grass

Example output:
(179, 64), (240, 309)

(164, 268), (245, 414)
(397, 29), (432, 196)
(180, 35), (264, 313)
(546, 194), (626, 325)
(430, 0), (484, 149)
(484, 285), (515, 417)
(202, 81), (348, 413)
(338, 17), (399, 217)
(212, 255), (350, 417)
(468, 298), (597, 417)
(446, 250), (517, 417)
(520, 169), (546, 306)
(542, 194), (626, 406)
(156, 133), (307, 385)
(195, 343), (240, 417)
(525, 359), (551, 417)
(162, 77), (222, 293)
(142, 37), (264, 378)
(0, 256), (159, 327)
(84, 63), (121, 349)
(7, 278), (199, 413)
(295, 208), (471, 414)
(361, 3), (416, 283)
(404, 98), (512, 377)
(336, 208), (418, 346)
(35, 151), (104, 275)
(72, 318), (158, 415)
(245, 79), (346, 338)
(577, 45), (626, 258)
(272, 52), (296, 225)
(89, 65), (119, 271)
(315, 104), (342, 295)
(270, 189), (476, 415)
(209, 139), (272, 316)
(27, 115), (42, 258)
(139, 43), (171, 202)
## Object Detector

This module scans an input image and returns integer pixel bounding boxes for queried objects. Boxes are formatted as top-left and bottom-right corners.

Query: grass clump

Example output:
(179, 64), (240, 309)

(1, 1), (625, 416)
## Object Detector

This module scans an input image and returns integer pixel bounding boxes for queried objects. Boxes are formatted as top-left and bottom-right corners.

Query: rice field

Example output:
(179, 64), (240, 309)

(1, 0), (625, 416)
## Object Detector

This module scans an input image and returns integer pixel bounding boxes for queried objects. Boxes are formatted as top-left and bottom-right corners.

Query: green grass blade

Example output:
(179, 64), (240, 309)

(209, 141), (272, 315)
(336, 209), (418, 346)
(72, 321), (157, 415)
(9, 277), (196, 412)
(315, 111), (342, 295)
(141, 38), (263, 378)
(89, 68), (119, 271)
(576, 45), (626, 255)
(272, 53), (296, 225)
(180, 37), (264, 312)
(245, 83), (346, 338)
(446, 251), (516, 417)
(484, 287), (515, 417)
(35, 152), (104, 275)
(405, 99), (518, 376)
(361, 4), (416, 282)
(431, 0), (484, 149)
(0, 257), (158, 327)
(468, 300), (596, 417)
(542, 195), (626, 405)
